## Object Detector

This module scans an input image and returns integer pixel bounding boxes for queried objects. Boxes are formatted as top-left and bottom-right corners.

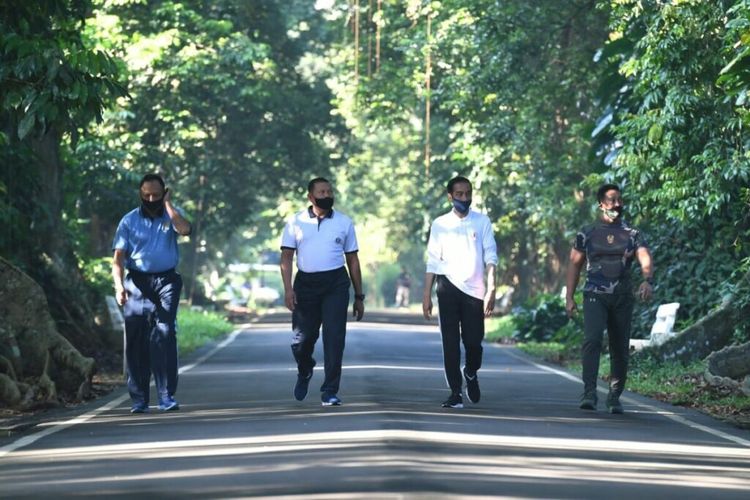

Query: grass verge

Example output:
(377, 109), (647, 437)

(515, 342), (750, 428)
(178, 308), (235, 355)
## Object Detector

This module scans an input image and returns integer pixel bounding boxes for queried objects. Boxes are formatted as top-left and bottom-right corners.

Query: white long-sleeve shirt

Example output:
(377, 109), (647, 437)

(425, 209), (498, 300)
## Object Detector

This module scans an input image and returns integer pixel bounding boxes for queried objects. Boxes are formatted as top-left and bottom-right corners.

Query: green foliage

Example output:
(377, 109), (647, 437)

(485, 315), (515, 343)
(177, 308), (234, 355)
(79, 256), (114, 297)
(511, 293), (571, 343)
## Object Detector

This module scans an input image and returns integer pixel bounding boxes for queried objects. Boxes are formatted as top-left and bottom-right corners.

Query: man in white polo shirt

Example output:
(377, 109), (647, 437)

(280, 177), (365, 406)
(423, 176), (498, 409)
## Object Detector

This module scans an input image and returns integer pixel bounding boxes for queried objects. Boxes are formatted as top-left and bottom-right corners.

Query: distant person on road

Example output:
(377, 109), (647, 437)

(280, 177), (365, 406)
(423, 176), (498, 409)
(565, 183), (653, 414)
(112, 174), (192, 414)
(394, 266), (412, 308)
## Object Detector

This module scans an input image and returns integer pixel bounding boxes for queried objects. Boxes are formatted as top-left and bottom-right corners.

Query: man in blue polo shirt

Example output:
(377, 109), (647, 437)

(280, 177), (365, 406)
(112, 174), (192, 414)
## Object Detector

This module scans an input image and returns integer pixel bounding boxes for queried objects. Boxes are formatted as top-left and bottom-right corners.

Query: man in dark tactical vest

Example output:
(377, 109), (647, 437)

(565, 184), (654, 414)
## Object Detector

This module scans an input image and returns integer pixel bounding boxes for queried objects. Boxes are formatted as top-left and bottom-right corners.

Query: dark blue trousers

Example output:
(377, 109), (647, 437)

(436, 275), (485, 393)
(123, 269), (182, 405)
(291, 267), (350, 395)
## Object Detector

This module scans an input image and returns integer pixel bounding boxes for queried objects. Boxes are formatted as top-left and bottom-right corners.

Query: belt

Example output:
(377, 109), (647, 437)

(127, 268), (175, 277)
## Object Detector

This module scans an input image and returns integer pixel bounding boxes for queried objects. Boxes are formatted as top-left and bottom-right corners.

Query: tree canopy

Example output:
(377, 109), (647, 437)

(1, 0), (748, 356)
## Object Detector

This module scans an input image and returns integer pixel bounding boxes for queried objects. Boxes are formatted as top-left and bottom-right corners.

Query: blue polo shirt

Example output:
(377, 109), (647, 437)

(112, 207), (182, 273)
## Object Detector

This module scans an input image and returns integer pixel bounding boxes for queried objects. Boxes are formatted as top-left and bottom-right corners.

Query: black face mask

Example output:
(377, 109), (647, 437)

(315, 197), (334, 210)
(142, 198), (164, 213)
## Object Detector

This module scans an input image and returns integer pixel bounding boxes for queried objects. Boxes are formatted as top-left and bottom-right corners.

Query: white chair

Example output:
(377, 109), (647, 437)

(629, 302), (680, 351)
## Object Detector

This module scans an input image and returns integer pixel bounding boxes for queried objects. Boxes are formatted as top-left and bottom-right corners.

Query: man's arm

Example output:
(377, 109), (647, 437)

(483, 264), (496, 317)
(280, 248), (296, 311)
(346, 252), (364, 321)
(636, 246), (654, 301)
(113, 249), (128, 306)
(565, 248), (586, 317)
(422, 272), (435, 319)
(164, 190), (191, 236)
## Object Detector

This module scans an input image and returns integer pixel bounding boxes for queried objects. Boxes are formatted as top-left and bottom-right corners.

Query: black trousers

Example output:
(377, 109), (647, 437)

(436, 275), (485, 393)
(582, 291), (634, 395)
(291, 267), (350, 395)
(123, 269), (182, 405)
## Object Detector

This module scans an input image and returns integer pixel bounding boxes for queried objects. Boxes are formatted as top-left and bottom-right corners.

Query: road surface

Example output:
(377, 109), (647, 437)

(1, 312), (749, 498)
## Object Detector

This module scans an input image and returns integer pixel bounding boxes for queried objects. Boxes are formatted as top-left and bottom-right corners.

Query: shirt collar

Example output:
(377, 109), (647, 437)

(307, 206), (334, 219)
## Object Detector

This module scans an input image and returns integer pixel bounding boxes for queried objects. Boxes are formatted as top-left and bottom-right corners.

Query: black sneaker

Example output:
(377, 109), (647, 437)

(463, 368), (480, 404)
(579, 390), (598, 410)
(294, 371), (313, 401)
(441, 393), (464, 409)
(606, 391), (624, 414)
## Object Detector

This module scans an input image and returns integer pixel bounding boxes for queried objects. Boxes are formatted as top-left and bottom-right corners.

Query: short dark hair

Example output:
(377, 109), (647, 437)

(308, 177), (331, 193)
(447, 176), (472, 194)
(597, 183), (620, 203)
(140, 173), (165, 191)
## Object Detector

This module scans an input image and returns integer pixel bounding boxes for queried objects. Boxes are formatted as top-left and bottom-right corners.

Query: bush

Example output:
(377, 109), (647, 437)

(512, 292), (570, 342)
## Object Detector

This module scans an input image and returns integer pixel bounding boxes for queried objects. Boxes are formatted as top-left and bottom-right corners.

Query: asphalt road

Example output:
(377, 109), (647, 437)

(1, 312), (749, 498)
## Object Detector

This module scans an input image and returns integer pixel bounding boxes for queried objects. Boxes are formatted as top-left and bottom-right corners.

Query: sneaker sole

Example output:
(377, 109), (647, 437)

(442, 403), (464, 409)
(579, 402), (597, 410)
(321, 401), (342, 406)
(158, 404), (180, 411)
(608, 406), (624, 414)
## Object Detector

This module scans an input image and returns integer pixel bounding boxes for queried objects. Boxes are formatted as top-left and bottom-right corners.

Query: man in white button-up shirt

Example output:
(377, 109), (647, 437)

(423, 176), (498, 409)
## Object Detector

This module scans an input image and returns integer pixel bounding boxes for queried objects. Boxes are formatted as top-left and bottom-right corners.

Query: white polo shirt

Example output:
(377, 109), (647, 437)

(280, 207), (359, 273)
(426, 209), (498, 300)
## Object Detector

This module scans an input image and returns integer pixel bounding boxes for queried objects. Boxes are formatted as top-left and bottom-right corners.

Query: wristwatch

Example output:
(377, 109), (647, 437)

(354, 294), (366, 301)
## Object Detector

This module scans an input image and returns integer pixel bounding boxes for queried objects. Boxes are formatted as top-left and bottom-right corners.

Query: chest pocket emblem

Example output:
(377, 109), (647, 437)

(161, 222), (171, 232)
(335, 237), (342, 244)
(607, 234), (614, 245)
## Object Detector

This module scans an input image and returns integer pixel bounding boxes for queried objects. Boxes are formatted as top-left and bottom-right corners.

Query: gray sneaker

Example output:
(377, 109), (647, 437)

(579, 391), (598, 410)
(606, 391), (623, 414)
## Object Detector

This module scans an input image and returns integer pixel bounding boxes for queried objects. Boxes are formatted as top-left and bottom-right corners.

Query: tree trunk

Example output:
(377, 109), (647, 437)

(0, 257), (95, 408)
(26, 127), (104, 356)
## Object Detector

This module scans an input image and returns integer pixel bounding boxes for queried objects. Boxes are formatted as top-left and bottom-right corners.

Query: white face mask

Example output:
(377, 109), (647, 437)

(601, 206), (622, 219)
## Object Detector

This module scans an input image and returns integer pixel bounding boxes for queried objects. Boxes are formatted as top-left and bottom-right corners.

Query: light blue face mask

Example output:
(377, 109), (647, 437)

(452, 198), (472, 214)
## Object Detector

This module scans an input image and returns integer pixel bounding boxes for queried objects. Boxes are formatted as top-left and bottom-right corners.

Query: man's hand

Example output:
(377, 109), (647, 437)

(638, 281), (653, 302)
(115, 285), (128, 306)
(352, 299), (364, 321)
(565, 296), (578, 318)
(483, 289), (496, 317)
(422, 293), (433, 320)
(284, 289), (296, 312)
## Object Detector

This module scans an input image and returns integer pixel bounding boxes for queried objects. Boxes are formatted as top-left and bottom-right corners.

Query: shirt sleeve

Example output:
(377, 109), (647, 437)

(573, 228), (587, 252)
(481, 217), (498, 266)
(343, 220), (359, 253)
(112, 217), (130, 252)
(425, 221), (442, 274)
(280, 219), (297, 249)
(632, 229), (647, 249)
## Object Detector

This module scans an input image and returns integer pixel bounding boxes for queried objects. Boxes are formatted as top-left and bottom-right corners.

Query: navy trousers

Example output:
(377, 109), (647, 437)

(123, 269), (182, 405)
(436, 275), (485, 393)
(291, 267), (350, 395)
